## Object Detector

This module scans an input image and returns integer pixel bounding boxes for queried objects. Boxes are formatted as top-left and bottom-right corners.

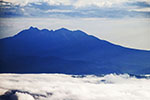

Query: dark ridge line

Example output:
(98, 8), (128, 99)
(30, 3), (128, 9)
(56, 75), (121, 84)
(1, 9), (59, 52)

(1, 26), (150, 52)
(17, 26), (150, 51)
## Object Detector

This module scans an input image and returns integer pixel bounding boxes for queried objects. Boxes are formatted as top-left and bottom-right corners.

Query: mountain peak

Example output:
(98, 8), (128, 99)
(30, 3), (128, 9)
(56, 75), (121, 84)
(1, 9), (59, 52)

(55, 27), (71, 32)
(29, 26), (39, 30)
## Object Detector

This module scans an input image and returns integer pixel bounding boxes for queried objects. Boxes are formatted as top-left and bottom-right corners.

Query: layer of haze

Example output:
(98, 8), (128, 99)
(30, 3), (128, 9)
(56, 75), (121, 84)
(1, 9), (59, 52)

(0, 18), (149, 50)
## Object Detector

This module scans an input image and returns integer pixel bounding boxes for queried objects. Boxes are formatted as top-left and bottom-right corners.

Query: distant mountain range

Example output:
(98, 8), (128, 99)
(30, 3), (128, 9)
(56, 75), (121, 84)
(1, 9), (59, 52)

(0, 27), (150, 74)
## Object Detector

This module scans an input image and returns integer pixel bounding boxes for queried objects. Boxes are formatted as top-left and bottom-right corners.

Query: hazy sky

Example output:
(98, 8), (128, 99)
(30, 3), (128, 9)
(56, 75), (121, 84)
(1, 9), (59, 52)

(0, 0), (150, 50)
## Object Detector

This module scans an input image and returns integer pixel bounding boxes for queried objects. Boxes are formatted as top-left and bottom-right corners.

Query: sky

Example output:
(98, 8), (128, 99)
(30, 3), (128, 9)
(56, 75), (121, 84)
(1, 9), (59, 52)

(0, 0), (150, 50)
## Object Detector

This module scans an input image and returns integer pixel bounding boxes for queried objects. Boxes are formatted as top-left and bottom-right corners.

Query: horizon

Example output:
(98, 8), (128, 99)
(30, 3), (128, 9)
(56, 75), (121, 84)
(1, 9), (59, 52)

(0, 0), (150, 50)
(0, 20), (150, 50)
(1, 25), (150, 52)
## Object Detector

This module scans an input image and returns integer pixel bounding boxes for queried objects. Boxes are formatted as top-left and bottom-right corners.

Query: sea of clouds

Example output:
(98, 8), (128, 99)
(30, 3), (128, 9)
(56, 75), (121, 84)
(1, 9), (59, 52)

(0, 73), (150, 100)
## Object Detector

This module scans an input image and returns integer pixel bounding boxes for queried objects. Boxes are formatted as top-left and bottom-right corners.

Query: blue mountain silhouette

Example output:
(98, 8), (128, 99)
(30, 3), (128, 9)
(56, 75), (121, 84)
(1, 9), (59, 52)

(0, 27), (150, 74)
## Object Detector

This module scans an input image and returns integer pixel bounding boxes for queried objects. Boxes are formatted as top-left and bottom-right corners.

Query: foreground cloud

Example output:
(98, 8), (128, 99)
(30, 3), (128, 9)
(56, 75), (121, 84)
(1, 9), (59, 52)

(0, 74), (150, 100)
(0, 0), (150, 18)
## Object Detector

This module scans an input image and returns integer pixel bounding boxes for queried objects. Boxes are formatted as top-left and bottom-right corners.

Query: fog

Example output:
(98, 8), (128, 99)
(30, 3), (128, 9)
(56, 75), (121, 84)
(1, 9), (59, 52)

(0, 73), (150, 100)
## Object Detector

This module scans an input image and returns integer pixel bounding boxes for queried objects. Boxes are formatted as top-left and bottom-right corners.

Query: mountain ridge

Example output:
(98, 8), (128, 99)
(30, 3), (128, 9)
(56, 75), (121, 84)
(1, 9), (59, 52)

(0, 27), (150, 74)
(12, 27), (150, 52)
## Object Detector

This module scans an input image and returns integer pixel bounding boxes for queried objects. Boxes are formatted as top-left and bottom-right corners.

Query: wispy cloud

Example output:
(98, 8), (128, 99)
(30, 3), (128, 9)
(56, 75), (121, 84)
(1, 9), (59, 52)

(1, 0), (150, 18)
(128, 1), (150, 8)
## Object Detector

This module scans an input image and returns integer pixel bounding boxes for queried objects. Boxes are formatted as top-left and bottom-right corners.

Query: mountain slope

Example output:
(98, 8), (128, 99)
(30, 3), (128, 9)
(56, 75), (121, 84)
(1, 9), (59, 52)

(0, 27), (150, 74)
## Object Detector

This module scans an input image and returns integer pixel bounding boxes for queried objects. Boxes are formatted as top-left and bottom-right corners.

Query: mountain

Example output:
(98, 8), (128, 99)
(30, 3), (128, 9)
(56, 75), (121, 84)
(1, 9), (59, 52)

(0, 27), (150, 74)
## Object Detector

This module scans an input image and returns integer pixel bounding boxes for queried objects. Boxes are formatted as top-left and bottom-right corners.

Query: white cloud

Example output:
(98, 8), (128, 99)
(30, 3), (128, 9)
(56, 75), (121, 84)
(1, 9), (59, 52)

(130, 8), (150, 12)
(1, 0), (150, 18)
(16, 92), (35, 100)
(0, 73), (150, 100)
(73, 0), (127, 8)
(3, 0), (150, 7)
(45, 9), (73, 13)
(46, 0), (74, 5)
(4, 0), (75, 6)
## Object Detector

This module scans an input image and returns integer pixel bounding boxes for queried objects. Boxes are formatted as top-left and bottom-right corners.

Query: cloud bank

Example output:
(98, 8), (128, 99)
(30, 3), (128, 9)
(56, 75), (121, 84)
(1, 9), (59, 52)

(1, 0), (150, 18)
(0, 74), (150, 100)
